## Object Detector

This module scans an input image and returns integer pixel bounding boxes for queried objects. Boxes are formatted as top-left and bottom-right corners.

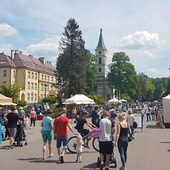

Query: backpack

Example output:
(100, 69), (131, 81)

(133, 121), (138, 128)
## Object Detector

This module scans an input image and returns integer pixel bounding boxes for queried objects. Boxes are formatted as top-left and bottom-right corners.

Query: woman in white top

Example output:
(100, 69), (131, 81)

(126, 110), (135, 137)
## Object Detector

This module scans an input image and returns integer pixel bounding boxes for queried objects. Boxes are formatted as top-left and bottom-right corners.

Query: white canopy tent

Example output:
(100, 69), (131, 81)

(0, 93), (17, 106)
(119, 99), (127, 103)
(108, 97), (120, 103)
(63, 94), (95, 105)
(162, 94), (170, 128)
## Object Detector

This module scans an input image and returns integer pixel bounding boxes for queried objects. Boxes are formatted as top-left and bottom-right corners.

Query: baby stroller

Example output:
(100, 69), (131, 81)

(15, 123), (28, 147)
(97, 142), (117, 169)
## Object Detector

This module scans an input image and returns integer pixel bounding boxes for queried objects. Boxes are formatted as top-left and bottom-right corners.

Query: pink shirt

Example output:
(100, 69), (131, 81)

(30, 111), (37, 118)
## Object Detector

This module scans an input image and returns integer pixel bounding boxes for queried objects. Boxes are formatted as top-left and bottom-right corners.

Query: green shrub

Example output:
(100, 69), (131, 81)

(16, 100), (27, 107)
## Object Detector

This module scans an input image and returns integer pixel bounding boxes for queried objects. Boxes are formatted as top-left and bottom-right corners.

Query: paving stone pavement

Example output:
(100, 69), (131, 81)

(0, 118), (170, 170)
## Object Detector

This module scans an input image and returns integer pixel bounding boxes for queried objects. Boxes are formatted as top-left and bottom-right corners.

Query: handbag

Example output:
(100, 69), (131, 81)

(128, 136), (133, 142)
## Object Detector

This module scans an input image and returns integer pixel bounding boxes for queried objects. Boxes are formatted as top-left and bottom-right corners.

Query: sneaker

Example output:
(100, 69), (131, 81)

(104, 166), (110, 170)
(60, 156), (64, 163)
(100, 163), (105, 170)
(49, 153), (53, 158)
(8, 145), (14, 149)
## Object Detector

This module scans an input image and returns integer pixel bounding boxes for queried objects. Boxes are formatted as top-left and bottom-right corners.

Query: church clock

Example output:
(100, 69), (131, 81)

(98, 51), (102, 55)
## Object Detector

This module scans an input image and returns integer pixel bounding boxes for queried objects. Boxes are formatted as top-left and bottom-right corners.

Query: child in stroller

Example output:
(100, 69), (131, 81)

(15, 123), (28, 147)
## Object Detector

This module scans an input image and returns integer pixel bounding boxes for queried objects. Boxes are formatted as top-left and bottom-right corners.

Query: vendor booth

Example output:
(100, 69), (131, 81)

(0, 93), (16, 106)
(162, 94), (170, 128)
(63, 94), (95, 105)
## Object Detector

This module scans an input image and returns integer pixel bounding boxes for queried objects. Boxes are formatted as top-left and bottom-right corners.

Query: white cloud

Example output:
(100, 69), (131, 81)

(25, 36), (60, 55)
(146, 68), (159, 74)
(0, 23), (17, 36)
(120, 31), (162, 49)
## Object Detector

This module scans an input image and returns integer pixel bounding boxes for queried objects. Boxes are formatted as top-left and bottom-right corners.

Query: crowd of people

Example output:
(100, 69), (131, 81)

(0, 106), (37, 148)
(0, 101), (164, 170)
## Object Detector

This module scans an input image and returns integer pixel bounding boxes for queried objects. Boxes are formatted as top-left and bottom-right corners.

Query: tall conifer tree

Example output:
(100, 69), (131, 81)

(56, 18), (87, 97)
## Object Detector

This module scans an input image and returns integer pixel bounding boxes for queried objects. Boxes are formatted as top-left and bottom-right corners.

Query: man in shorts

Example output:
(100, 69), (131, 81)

(97, 110), (115, 170)
(53, 110), (78, 163)
(7, 107), (19, 149)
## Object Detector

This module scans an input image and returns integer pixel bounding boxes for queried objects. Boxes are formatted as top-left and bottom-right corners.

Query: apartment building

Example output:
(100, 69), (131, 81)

(0, 50), (57, 103)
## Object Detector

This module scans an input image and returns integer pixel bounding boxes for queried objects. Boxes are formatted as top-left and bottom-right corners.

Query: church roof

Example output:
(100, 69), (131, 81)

(96, 29), (106, 49)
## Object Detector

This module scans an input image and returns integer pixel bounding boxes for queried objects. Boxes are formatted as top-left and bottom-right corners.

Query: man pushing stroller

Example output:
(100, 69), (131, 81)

(97, 110), (115, 170)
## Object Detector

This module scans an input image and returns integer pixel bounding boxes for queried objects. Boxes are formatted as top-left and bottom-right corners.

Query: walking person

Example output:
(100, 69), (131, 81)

(41, 109), (53, 160)
(97, 110), (115, 170)
(91, 105), (100, 126)
(126, 110), (135, 138)
(145, 105), (151, 122)
(4, 109), (10, 140)
(7, 107), (19, 149)
(75, 134), (84, 163)
(30, 108), (37, 129)
(0, 107), (4, 140)
(53, 110), (78, 163)
(115, 113), (131, 170)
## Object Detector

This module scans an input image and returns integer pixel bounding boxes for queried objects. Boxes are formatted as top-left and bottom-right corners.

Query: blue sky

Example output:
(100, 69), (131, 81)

(0, 0), (170, 78)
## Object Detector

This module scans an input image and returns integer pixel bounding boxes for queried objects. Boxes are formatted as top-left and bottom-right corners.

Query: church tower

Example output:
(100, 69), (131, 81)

(95, 29), (112, 101)
(95, 29), (107, 79)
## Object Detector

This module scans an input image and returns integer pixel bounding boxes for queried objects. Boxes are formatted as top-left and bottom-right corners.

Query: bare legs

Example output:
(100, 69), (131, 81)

(43, 141), (53, 160)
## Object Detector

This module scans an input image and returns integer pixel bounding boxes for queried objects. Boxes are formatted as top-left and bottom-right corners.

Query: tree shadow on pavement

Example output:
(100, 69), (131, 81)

(81, 162), (97, 169)
(145, 125), (156, 128)
(18, 157), (57, 163)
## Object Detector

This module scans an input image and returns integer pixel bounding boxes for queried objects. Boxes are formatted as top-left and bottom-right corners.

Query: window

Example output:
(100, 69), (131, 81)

(99, 68), (102, 72)
(44, 75), (46, 81)
(31, 82), (34, 90)
(41, 84), (43, 91)
(32, 72), (34, 79)
(99, 58), (102, 64)
(47, 76), (49, 81)
(27, 93), (30, 101)
(35, 73), (37, 80)
(51, 77), (53, 82)
(41, 74), (43, 80)
(35, 94), (37, 101)
(3, 81), (6, 84)
(3, 70), (7, 77)
(28, 71), (30, 78)
(27, 82), (30, 89)
(35, 83), (37, 90)
(13, 70), (16, 78)
(31, 93), (33, 101)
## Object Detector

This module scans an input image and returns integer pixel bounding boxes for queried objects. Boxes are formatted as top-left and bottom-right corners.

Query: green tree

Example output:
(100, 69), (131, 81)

(0, 84), (20, 103)
(56, 18), (87, 98)
(136, 73), (155, 102)
(108, 52), (137, 100)
(85, 50), (97, 94)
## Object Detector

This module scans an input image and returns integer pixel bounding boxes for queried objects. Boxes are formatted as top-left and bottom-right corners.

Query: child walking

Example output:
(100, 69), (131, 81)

(24, 115), (29, 129)
(75, 134), (84, 163)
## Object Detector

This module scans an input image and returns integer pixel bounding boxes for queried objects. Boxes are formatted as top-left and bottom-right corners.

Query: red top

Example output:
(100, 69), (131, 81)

(53, 116), (69, 137)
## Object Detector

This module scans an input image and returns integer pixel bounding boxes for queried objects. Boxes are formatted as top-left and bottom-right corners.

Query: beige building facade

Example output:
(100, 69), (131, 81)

(0, 50), (57, 103)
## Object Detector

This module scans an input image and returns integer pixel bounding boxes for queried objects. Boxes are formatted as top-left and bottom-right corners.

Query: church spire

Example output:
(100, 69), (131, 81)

(96, 29), (106, 49)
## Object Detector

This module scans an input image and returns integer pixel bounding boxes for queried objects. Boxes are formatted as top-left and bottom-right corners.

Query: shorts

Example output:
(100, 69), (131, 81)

(8, 127), (17, 138)
(78, 129), (89, 136)
(42, 130), (52, 142)
(56, 136), (68, 148)
(99, 141), (113, 155)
